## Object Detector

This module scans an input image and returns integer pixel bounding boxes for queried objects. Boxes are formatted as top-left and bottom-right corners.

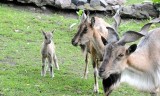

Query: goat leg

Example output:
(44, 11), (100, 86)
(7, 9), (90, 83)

(83, 52), (89, 79)
(93, 59), (99, 93)
(48, 56), (54, 78)
(53, 54), (59, 70)
(41, 57), (46, 76)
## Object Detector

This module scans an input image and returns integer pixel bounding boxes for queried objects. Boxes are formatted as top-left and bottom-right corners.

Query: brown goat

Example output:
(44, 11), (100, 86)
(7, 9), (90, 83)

(72, 10), (121, 93)
(99, 18), (160, 96)
(41, 30), (59, 78)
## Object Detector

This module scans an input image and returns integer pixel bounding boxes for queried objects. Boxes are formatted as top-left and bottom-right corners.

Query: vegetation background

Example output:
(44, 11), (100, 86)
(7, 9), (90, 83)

(0, 0), (158, 96)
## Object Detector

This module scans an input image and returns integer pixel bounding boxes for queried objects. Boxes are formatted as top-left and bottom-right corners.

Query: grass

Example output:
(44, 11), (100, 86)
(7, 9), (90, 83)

(0, 0), (158, 96)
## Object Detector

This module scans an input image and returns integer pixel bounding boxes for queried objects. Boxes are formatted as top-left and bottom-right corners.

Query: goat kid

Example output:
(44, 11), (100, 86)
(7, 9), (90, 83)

(41, 30), (59, 78)
(99, 19), (160, 96)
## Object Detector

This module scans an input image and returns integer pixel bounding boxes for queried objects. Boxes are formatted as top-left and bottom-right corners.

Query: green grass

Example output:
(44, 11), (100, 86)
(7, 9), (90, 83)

(0, 1), (157, 96)
(125, 0), (146, 5)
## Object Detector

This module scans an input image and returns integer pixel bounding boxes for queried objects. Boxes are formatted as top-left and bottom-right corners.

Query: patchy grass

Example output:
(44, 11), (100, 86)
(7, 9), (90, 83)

(125, 0), (145, 5)
(0, 1), (158, 96)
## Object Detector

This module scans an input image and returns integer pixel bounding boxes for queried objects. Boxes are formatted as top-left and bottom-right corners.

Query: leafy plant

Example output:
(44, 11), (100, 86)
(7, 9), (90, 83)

(152, 0), (160, 4)
(70, 9), (84, 29)
(76, 9), (84, 18)
(76, 9), (84, 22)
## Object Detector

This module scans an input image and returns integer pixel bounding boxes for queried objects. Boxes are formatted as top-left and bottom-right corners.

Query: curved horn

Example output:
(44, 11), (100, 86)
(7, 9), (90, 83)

(81, 11), (87, 22)
(140, 17), (160, 35)
(140, 23), (153, 35)
(112, 7), (121, 32)
(150, 17), (160, 23)
(106, 27), (119, 43)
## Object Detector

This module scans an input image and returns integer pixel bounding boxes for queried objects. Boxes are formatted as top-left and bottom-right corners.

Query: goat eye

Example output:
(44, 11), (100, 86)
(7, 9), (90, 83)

(83, 27), (88, 33)
(118, 53), (124, 57)
(45, 36), (47, 39)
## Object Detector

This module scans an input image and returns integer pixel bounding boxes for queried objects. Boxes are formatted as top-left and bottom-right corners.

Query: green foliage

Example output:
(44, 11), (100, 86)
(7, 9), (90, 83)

(152, 0), (160, 3)
(76, 9), (84, 17)
(76, 9), (84, 22)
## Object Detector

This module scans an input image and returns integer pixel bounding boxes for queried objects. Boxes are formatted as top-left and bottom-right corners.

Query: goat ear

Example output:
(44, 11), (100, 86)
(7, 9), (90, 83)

(51, 30), (55, 33)
(106, 27), (119, 43)
(126, 44), (137, 55)
(86, 11), (90, 23)
(42, 30), (47, 39)
(91, 17), (95, 28)
(112, 9), (121, 32)
(117, 31), (144, 45)
(81, 11), (87, 22)
(42, 30), (45, 35)
(86, 11), (90, 18)
(101, 36), (108, 45)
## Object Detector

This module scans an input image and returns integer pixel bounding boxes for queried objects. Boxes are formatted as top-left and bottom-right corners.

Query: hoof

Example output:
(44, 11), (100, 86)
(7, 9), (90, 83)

(41, 71), (46, 77)
(94, 85), (99, 93)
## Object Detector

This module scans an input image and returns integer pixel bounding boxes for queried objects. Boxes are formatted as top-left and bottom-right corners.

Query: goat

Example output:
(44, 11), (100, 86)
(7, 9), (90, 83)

(75, 12), (91, 79)
(41, 30), (59, 78)
(99, 18), (160, 96)
(71, 10), (121, 93)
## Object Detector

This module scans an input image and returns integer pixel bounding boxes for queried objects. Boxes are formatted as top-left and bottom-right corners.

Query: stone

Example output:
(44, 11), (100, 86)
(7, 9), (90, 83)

(2, 0), (159, 19)
(105, 0), (126, 5)
(100, 0), (108, 7)
(55, 0), (72, 9)
(120, 3), (159, 19)
(90, 0), (100, 7)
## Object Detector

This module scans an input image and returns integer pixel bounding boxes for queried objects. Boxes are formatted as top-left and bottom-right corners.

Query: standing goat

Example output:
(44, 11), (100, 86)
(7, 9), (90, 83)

(99, 19), (160, 96)
(41, 30), (59, 78)
(71, 10), (121, 93)
(76, 12), (92, 79)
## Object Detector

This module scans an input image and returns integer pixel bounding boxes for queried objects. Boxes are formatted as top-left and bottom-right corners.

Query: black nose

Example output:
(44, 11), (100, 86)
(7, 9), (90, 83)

(71, 39), (78, 46)
(99, 68), (105, 76)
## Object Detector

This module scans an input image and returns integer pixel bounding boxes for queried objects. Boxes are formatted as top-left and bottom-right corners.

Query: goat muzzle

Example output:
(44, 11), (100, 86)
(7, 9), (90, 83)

(71, 39), (78, 46)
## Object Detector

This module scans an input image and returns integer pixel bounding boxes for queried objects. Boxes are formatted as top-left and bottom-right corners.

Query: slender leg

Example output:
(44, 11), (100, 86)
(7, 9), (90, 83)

(83, 52), (89, 79)
(48, 56), (54, 78)
(41, 57), (46, 76)
(93, 59), (99, 93)
(53, 54), (59, 70)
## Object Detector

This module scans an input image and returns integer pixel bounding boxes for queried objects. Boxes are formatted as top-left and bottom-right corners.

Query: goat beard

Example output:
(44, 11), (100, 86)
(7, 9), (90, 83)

(102, 73), (121, 96)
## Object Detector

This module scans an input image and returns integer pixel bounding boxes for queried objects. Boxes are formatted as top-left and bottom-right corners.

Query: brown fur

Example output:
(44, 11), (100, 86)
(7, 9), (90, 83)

(72, 15), (110, 92)
(72, 10), (121, 93)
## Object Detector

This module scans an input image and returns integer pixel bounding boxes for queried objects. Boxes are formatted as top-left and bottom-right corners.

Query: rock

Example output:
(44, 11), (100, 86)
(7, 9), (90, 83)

(55, 0), (71, 9)
(100, 0), (108, 7)
(120, 3), (159, 19)
(90, 0), (100, 7)
(154, 3), (160, 15)
(71, 0), (87, 5)
(2, 0), (159, 19)
(89, 0), (106, 11)
(77, 0), (87, 6)
(105, 0), (126, 6)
